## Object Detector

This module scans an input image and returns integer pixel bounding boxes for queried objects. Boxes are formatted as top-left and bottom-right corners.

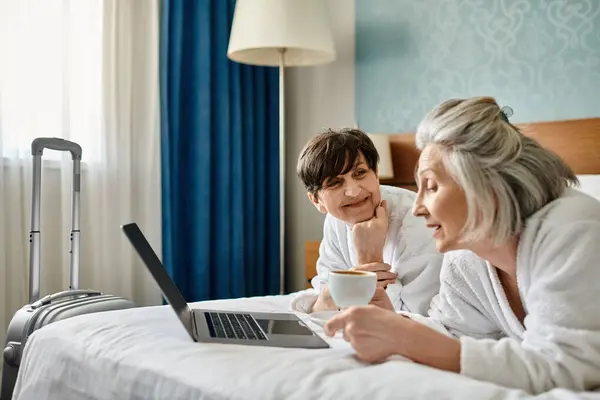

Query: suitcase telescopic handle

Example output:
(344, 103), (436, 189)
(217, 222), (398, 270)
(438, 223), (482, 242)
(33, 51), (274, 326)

(31, 137), (82, 160)
(29, 137), (83, 303)
(31, 289), (102, 309)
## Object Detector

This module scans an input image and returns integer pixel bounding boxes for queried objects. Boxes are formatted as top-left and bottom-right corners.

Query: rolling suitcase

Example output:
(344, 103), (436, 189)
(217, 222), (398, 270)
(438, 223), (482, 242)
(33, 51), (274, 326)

(1, 138), (136, 400)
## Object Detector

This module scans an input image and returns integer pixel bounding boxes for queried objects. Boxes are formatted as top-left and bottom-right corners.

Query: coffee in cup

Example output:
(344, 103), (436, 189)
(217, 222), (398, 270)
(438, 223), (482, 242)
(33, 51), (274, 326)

(328, 269), (376, 309)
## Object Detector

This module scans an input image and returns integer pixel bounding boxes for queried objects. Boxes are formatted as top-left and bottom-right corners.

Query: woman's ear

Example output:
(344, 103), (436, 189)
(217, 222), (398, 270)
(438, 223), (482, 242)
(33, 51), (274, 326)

(307, 192), (327, 214)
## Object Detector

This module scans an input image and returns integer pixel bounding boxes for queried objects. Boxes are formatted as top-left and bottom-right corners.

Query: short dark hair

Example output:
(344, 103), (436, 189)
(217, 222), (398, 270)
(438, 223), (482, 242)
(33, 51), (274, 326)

(296, 128), (379, 197)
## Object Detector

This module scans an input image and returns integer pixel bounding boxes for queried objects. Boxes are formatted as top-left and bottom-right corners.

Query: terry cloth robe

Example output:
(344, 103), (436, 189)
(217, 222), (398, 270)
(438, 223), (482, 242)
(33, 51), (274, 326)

(426, 188), (600, 394)
(291, 185), (443, 315)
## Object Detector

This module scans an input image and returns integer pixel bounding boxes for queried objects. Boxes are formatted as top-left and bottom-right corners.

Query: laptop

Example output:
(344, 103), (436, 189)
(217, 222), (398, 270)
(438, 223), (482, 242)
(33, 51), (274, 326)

(121, 222), (329, 349)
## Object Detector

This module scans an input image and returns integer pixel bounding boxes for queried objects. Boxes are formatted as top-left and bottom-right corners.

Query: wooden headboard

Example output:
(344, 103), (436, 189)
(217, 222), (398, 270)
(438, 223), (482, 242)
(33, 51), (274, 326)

(304, 117), (600, 288)
(380, 117), (600, 190)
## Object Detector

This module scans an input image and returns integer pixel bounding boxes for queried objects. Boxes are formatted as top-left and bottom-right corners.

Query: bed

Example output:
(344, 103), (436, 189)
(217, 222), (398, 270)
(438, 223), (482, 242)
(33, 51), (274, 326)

(10, 294), (600, 400)
(10, 117), (600, 400)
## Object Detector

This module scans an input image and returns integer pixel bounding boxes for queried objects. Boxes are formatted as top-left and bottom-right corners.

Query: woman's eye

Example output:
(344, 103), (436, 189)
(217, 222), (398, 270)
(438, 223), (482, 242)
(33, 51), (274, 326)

(355, 169), (367, 177)
(424, 180), (436, 192)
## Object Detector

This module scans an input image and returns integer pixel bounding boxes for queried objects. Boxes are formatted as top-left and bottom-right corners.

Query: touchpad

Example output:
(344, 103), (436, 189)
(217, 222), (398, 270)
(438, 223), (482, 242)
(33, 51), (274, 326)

(255, 319), (314, 336)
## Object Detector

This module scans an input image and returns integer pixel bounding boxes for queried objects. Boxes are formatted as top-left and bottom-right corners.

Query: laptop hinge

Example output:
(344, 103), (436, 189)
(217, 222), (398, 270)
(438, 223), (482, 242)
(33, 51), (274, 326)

(191, 311), (199, 342)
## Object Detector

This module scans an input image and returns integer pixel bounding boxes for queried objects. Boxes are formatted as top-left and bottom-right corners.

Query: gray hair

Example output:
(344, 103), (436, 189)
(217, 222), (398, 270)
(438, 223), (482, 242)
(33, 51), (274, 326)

(415, 97), (578, 246)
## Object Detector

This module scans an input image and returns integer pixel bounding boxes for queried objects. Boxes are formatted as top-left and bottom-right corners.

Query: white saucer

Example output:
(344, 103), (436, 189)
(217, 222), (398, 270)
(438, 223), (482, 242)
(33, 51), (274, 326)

(308, 310), (340, 327)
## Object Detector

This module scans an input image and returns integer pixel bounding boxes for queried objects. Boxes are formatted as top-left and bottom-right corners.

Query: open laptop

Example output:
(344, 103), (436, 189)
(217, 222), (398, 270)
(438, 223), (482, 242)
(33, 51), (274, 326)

(121, 222), (329, 349)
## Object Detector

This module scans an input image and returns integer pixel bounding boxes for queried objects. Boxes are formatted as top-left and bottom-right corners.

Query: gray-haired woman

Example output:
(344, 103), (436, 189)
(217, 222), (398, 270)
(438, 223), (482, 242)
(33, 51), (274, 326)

(323, 97), (600, 394)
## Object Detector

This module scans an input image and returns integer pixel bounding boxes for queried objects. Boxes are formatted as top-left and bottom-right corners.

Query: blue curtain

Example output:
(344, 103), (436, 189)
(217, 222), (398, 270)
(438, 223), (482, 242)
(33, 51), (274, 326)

(159, 0), (280, 301)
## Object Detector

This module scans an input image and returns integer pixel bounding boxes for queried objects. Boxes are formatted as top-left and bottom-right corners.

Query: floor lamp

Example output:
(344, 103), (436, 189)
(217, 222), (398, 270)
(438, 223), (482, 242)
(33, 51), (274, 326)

(227, 0), (335, 295)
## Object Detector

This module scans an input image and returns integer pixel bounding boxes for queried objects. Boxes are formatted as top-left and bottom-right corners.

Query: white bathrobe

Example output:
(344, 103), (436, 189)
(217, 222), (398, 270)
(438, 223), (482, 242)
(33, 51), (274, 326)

(291, 185), (443, 315)
(426, 188), (600, 394)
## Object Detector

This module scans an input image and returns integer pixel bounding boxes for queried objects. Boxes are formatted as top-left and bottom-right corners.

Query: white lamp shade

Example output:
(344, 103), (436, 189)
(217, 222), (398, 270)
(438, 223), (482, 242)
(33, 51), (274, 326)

(227, 0), (336, 67)
(367, 133), (394, 180)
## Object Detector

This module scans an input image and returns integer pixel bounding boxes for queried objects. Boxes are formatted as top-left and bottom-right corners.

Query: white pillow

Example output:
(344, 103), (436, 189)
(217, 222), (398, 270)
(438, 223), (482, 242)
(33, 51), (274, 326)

(575, 175), (600, 201)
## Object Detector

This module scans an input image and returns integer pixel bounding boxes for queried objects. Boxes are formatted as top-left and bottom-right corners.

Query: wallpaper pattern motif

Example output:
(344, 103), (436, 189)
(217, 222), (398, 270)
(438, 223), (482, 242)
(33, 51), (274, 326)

(356, 0), (600, 132)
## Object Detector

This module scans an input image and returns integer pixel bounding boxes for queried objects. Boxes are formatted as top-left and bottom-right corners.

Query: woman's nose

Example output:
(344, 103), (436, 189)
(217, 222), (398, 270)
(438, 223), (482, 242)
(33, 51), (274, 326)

(344, 179), (361, 197)
(412, 196), (427, 217)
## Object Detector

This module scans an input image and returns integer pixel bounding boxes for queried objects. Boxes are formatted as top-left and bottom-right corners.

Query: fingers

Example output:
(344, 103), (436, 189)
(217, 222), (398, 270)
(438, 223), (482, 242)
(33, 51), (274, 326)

(342, 327), (351, 342)
(371, 286), (389, 298)
(373, 286), (387, 295)
(353, 262), (391, 272)
(323, 308), (352, 336)
(372, 285), (386, 298)
(351, 263), (397, 286)
(377, 279), (397, 287)
(376, 271), (398, 281)
(375, 200), (388, 220)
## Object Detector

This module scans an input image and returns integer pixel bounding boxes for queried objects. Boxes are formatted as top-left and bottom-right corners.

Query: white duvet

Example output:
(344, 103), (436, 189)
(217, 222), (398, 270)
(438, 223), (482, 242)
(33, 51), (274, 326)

(11, 294), (600, 400)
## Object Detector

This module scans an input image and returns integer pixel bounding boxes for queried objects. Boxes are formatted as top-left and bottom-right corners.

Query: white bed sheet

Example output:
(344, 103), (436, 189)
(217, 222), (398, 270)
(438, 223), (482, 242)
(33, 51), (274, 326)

(11, 293), (600, 400)
(576, 175), (600, 201)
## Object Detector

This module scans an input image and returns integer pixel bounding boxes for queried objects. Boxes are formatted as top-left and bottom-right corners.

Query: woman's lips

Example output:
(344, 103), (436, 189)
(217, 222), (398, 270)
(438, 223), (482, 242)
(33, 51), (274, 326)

(344, 197), (370, 208)
(427, 224), (442, 238)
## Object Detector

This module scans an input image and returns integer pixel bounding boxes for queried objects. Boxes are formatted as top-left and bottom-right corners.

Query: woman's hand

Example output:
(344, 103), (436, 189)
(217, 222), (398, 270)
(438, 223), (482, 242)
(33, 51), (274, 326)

(323, 305), (408, 363)
(324, 305), (462, 372)
(313, 285), (393, 312)
(351, 262), (398, 287)
(351, 200), (389, 264)
(369, 286), (394, 311)
(311, 286), (338, 312)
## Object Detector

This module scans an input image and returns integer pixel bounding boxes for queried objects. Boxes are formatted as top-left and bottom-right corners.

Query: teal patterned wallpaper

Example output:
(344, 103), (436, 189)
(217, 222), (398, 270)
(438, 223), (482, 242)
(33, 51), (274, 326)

(355, 0), (600, 132)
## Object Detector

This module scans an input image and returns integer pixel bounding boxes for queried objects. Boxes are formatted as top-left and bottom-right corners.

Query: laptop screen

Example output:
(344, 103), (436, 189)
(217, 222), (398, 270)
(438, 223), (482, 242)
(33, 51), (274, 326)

(121, 223), (194, 339)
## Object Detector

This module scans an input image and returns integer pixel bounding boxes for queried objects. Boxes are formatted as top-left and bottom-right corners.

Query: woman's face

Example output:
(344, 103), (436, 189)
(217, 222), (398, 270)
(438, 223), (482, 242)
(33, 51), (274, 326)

(412, 145), (470, 253)
(308, 153), (381, 225)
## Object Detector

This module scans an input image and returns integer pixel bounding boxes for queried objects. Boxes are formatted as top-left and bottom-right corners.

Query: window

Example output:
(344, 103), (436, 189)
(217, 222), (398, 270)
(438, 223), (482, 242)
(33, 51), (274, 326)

(0, 0), (103, 162)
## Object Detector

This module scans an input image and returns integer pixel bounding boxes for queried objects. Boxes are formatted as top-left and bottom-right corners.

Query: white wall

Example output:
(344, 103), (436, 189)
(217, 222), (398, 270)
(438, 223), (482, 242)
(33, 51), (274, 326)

(285, 0), (355, 292)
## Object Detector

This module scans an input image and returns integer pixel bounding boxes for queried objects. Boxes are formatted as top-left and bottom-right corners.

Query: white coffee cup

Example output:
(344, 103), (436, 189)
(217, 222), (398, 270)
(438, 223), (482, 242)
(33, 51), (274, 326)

(328, 270), (377, 308)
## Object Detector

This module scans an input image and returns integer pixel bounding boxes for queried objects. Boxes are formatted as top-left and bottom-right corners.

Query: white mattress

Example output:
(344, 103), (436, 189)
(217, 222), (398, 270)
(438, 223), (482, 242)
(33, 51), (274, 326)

(11, 293), (600, 400)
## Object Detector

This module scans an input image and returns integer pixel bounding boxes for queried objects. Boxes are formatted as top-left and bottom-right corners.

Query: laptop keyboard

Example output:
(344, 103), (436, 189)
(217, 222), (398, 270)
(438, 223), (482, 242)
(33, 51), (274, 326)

(206, 312), (267, 340)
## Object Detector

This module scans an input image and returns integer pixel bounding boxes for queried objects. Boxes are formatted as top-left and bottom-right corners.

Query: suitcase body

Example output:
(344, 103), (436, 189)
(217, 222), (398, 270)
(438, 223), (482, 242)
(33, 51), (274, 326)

(1, 138), (136, 400)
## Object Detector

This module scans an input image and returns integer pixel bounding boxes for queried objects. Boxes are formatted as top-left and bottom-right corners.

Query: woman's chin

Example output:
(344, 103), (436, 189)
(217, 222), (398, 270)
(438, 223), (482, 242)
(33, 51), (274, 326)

(345, 208), (376, 224)
(436, 238), (469, 254)
(435, 240), (454, 254)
